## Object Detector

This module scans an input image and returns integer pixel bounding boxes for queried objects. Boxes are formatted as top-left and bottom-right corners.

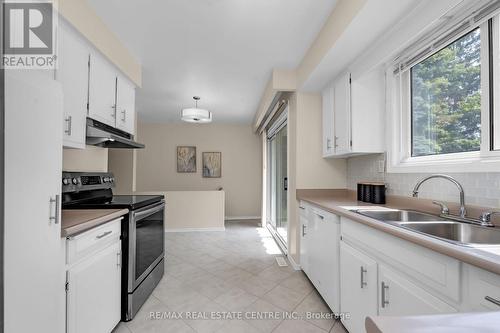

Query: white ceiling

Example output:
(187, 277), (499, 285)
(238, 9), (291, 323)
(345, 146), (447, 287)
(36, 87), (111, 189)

(88, 0), (338, 124)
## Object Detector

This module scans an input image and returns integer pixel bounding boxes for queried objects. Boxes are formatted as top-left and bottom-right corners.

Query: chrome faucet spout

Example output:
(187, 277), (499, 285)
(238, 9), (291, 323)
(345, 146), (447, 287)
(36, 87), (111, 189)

(412, 174), (467, 218)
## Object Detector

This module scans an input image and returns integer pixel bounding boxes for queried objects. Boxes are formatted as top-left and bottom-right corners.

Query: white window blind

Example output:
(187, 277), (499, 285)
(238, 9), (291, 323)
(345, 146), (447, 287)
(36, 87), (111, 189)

(393, 0), (500, 75)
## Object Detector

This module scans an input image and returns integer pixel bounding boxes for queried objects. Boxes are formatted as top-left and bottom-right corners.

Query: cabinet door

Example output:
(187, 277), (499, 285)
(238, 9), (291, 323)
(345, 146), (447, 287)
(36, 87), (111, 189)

(378, 265), (456, 316)
(67, 242), (121, 333)
(89, 51), (117, 127)
(58, 22), (89, 149)
(322, 82), (334, 157)
(340, 241), (377, 333)
(465, 265), (500, 311)
(333, 72), (351, 155)
(307, 210), (321, 290)
(5, 71), (65, 333)
(116, 76), (136, 134)
(314, 211), (340, 311)
(299, 212), (309, 275)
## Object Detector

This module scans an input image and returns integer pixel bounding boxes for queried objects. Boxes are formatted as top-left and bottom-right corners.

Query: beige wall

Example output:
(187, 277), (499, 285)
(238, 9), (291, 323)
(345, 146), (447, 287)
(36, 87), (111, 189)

(62, 146), (108, 172)
(135, 122), (262, 218)
(135, 191), (225, 231)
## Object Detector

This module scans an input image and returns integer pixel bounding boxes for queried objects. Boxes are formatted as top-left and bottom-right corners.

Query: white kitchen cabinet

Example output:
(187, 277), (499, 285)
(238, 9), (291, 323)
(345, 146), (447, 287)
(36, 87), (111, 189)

(378, 264), (457, 316)
(67, 227), (121, 333)
(312, 209), (340, 311)
(322, 81), (335, 157)
(340, 241), (378, 333)
(322, 67), (385, 158)
(5, 71), (65, 333)
(299, 204), (309, 275)
(116, 75), (136, 134)
(89, 51), (118, 127)
(333, 72), (351, 155)
(58, 20), (89, 149)
(302, 206), (341, 312)
(464, 264), (500, 311)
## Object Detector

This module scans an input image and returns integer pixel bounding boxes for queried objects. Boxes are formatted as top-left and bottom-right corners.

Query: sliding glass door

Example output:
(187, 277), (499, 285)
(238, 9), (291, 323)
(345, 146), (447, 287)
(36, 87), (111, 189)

(267, 111), (288, 249)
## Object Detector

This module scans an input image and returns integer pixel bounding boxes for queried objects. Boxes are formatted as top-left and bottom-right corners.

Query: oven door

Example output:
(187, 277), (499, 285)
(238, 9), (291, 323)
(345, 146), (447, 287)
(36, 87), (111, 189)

(129, 201), (165, 292)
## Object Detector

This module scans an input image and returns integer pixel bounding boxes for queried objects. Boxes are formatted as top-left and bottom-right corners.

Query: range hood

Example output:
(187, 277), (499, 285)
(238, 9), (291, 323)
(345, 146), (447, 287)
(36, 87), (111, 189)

(86, 118), (145, 149)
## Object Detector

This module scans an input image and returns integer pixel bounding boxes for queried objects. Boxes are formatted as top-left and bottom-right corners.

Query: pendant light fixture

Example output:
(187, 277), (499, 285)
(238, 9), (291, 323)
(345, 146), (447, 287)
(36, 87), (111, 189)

(181, 96), (212, 123)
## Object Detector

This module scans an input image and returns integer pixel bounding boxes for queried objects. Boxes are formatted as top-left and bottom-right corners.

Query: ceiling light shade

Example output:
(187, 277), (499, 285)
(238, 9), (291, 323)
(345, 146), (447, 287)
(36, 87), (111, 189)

(181, 96), (212, 123)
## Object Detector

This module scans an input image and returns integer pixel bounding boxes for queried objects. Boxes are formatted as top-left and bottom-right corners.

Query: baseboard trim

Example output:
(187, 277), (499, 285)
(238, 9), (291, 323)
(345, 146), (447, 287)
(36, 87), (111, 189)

(165, 227), (225, 232)
(287, 254), (301, 271)
(225, 216), (261, 221)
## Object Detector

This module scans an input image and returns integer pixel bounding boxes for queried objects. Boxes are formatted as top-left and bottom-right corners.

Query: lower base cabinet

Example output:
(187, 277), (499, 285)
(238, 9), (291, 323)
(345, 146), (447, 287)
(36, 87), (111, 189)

(378, 265), (457, 316)
(66, 232), (121, 333)
(340, 241), (377, 333)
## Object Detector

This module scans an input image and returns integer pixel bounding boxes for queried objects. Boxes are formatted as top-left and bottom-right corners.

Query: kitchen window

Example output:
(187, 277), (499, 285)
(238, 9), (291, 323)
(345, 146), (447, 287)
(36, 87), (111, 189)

(410, 28), (482, 157)
(387, 3), (500, 173)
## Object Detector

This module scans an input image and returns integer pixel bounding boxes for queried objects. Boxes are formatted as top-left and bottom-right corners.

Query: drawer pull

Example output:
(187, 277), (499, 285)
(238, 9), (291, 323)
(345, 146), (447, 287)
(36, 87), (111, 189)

(302, 224), (307, 236)
(485, 296), (500, 307)
(381, 282), (389, 308)
(315, 213), (324, 220)
(299, 206), (305, 210)
(96, 231), (112, 239)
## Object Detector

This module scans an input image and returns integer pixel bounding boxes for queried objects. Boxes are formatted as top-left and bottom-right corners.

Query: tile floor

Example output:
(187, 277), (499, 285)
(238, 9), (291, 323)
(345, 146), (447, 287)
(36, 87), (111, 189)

(113, 220), (349, 333)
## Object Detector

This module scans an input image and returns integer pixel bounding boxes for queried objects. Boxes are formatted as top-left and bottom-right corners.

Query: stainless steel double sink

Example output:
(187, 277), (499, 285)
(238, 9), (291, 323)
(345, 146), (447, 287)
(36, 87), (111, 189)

(354, 209), (500, 247)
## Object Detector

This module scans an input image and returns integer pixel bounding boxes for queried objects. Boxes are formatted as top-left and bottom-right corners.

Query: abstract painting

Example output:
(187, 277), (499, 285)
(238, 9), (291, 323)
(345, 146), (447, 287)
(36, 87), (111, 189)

(177, 146), (196, 173)
(202, 152), (222, 178)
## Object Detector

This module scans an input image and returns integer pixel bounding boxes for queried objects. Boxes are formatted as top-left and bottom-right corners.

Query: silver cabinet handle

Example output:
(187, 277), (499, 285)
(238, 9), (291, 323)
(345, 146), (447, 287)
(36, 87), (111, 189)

(111, 104), (116, 118)
(49, 195), (60, 224)
(485, 296), (500, 307)
(96, 230), (112, 239)
(327, 138), (332, 150)
(117, 252), (121, 267)
(299, 206), (305, 210)
(381, 282), (389, 308)
(360, 267), (367, 289)
(302, 224), (307, 236)
(121, 109), (126, 122)
(64, 116), (72, 135)
(315, 213), (324, 220)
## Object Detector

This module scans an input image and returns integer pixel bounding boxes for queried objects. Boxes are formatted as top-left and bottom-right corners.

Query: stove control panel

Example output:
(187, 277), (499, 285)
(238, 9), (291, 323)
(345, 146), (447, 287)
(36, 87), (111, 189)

(62, 172), (115, 193)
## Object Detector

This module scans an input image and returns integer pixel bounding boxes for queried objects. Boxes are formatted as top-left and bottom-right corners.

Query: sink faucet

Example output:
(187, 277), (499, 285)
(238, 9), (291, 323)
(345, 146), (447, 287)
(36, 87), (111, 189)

(412, 174), (467, 218)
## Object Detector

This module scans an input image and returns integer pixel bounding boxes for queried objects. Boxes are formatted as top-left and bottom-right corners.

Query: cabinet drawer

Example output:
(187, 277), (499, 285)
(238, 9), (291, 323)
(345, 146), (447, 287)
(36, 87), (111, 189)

(341, 217), (460, 302)
(310, 207), (339, 223)
(298, 201), (309, 218)
(67, 219), (121, 265)
(466, 264), (500, 311)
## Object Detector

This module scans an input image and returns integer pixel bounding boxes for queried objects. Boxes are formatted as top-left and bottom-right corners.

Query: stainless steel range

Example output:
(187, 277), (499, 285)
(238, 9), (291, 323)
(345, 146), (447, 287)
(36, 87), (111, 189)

(62, 171), (165, 321)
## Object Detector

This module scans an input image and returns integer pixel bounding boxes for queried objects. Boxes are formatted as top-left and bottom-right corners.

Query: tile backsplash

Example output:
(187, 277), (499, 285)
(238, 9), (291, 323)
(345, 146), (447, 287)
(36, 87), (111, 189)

(347, 154), (500, 209)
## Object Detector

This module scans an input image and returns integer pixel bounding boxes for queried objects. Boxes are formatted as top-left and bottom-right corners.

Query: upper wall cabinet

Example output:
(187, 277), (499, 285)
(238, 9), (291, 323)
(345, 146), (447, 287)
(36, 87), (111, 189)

(322, 68), (385, 158)
(57, 22), (89, 149)
(58, 18), (137, 147)
(89, 51), (119, 128)
(116, 75), (136, 134)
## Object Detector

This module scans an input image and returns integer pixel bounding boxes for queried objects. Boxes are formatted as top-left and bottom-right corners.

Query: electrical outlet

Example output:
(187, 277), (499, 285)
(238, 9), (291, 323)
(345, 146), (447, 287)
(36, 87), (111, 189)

(377, 160), (385, 173)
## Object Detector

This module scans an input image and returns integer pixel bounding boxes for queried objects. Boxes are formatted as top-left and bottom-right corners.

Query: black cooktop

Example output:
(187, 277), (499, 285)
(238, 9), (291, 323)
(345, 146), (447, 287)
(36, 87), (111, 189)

(66, 195), (164, 210)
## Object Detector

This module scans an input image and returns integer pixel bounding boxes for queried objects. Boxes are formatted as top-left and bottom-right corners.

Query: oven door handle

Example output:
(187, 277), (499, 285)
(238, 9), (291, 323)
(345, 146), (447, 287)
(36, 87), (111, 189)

(133, 201), (165, 220)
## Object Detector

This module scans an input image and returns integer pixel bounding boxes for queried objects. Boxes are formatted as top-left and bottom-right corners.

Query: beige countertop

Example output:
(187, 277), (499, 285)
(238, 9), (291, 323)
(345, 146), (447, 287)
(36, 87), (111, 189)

(61, 209), (129, 237)
(365, 311), (500, 333)
(296, 189), (500, 275)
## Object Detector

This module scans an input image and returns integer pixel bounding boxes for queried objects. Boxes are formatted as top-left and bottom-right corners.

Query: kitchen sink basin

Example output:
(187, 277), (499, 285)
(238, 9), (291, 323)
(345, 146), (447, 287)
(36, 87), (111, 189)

(356, 209), (446, 222)
(354, 209), (500, 246)
(396, 221), (500, 246)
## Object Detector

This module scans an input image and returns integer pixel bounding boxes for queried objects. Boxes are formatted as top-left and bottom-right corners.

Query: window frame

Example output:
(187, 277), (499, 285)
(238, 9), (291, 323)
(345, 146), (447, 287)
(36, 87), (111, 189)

(387, 18), (500, 173)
